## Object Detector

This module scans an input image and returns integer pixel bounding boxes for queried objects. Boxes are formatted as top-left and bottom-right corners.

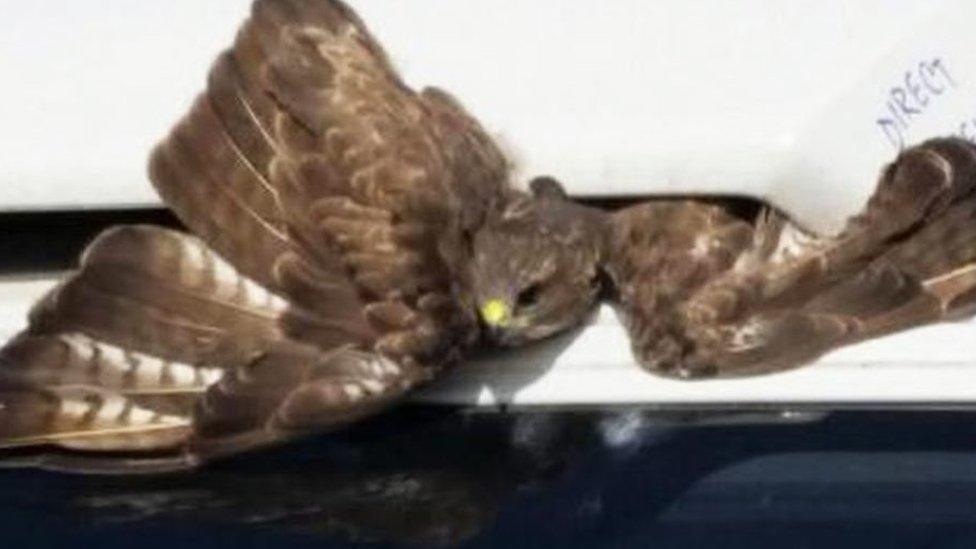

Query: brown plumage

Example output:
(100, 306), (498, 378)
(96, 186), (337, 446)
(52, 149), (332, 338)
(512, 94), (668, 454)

(607, 137), (976, 379)
(0, 0), (520, 471)
(468, 178), (607, 346)
(3, 0), (976, 473)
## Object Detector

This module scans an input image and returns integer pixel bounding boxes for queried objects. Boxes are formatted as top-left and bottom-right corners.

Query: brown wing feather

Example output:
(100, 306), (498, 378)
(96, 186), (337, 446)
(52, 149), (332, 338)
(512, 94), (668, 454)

(0, 0), (510, 470)
(613, 137), (976, 379)
(0, 227), (280, 456)
(606, 201), (757, 377)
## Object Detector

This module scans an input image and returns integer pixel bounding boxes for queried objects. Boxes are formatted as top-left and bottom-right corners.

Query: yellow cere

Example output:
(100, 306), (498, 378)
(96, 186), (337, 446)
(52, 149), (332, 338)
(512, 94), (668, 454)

(480, 299), (512, 327)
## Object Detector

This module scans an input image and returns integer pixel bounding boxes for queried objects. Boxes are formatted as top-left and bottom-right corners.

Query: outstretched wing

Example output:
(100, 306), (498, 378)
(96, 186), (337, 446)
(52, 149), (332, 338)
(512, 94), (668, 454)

(612, 138), (976, 379)
(0, 0), (509, 470)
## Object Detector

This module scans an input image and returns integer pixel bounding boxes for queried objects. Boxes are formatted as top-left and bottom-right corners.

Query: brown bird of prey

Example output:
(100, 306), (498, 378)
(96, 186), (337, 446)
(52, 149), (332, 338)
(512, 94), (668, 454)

(1, 0), (976, 473)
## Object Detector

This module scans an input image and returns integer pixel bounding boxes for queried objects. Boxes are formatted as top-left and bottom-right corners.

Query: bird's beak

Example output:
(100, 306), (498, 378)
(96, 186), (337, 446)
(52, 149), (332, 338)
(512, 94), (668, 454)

(480, 299), (512, 329)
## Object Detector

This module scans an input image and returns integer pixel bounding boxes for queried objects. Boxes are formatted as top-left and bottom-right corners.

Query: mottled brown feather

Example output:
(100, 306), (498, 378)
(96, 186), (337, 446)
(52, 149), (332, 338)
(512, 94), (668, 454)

(611, 137), (976, 379)
(0, 0), (511, 469)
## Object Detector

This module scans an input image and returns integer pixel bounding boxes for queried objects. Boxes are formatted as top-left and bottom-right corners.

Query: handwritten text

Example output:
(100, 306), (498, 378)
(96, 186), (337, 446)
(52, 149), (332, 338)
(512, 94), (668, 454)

(877, 58), (956, 150)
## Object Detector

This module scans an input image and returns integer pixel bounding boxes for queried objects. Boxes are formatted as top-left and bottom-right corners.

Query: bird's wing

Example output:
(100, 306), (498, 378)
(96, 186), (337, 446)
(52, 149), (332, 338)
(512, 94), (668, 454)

(612, 138), (976, 379)
(0, 0), (509, 470)
(606, 200), (757, 377)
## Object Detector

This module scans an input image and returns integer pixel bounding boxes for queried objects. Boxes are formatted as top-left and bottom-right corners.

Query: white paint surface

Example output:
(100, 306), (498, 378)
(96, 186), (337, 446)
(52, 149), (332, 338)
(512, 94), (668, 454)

(4, 1), (976, 232)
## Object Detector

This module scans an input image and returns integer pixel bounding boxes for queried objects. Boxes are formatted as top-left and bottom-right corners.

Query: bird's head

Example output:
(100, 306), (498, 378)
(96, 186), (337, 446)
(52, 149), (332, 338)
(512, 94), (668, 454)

(468, 177), (608, 346)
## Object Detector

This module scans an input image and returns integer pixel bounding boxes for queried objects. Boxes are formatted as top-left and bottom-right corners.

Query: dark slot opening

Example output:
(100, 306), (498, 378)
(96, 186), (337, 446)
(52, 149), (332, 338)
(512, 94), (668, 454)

(0, 195), (765, 275)
(584, 194), (764, 221)
(0, 209), (182, 274)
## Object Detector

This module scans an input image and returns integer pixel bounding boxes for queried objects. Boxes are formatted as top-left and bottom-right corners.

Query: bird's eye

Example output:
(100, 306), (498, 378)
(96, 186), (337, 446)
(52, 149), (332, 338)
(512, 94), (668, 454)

(517, 283), (543, 309)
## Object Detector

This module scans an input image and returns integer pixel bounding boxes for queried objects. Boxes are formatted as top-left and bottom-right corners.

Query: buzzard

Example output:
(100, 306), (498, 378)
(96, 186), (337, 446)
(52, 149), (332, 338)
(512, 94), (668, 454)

(1, 0), (975, 472)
